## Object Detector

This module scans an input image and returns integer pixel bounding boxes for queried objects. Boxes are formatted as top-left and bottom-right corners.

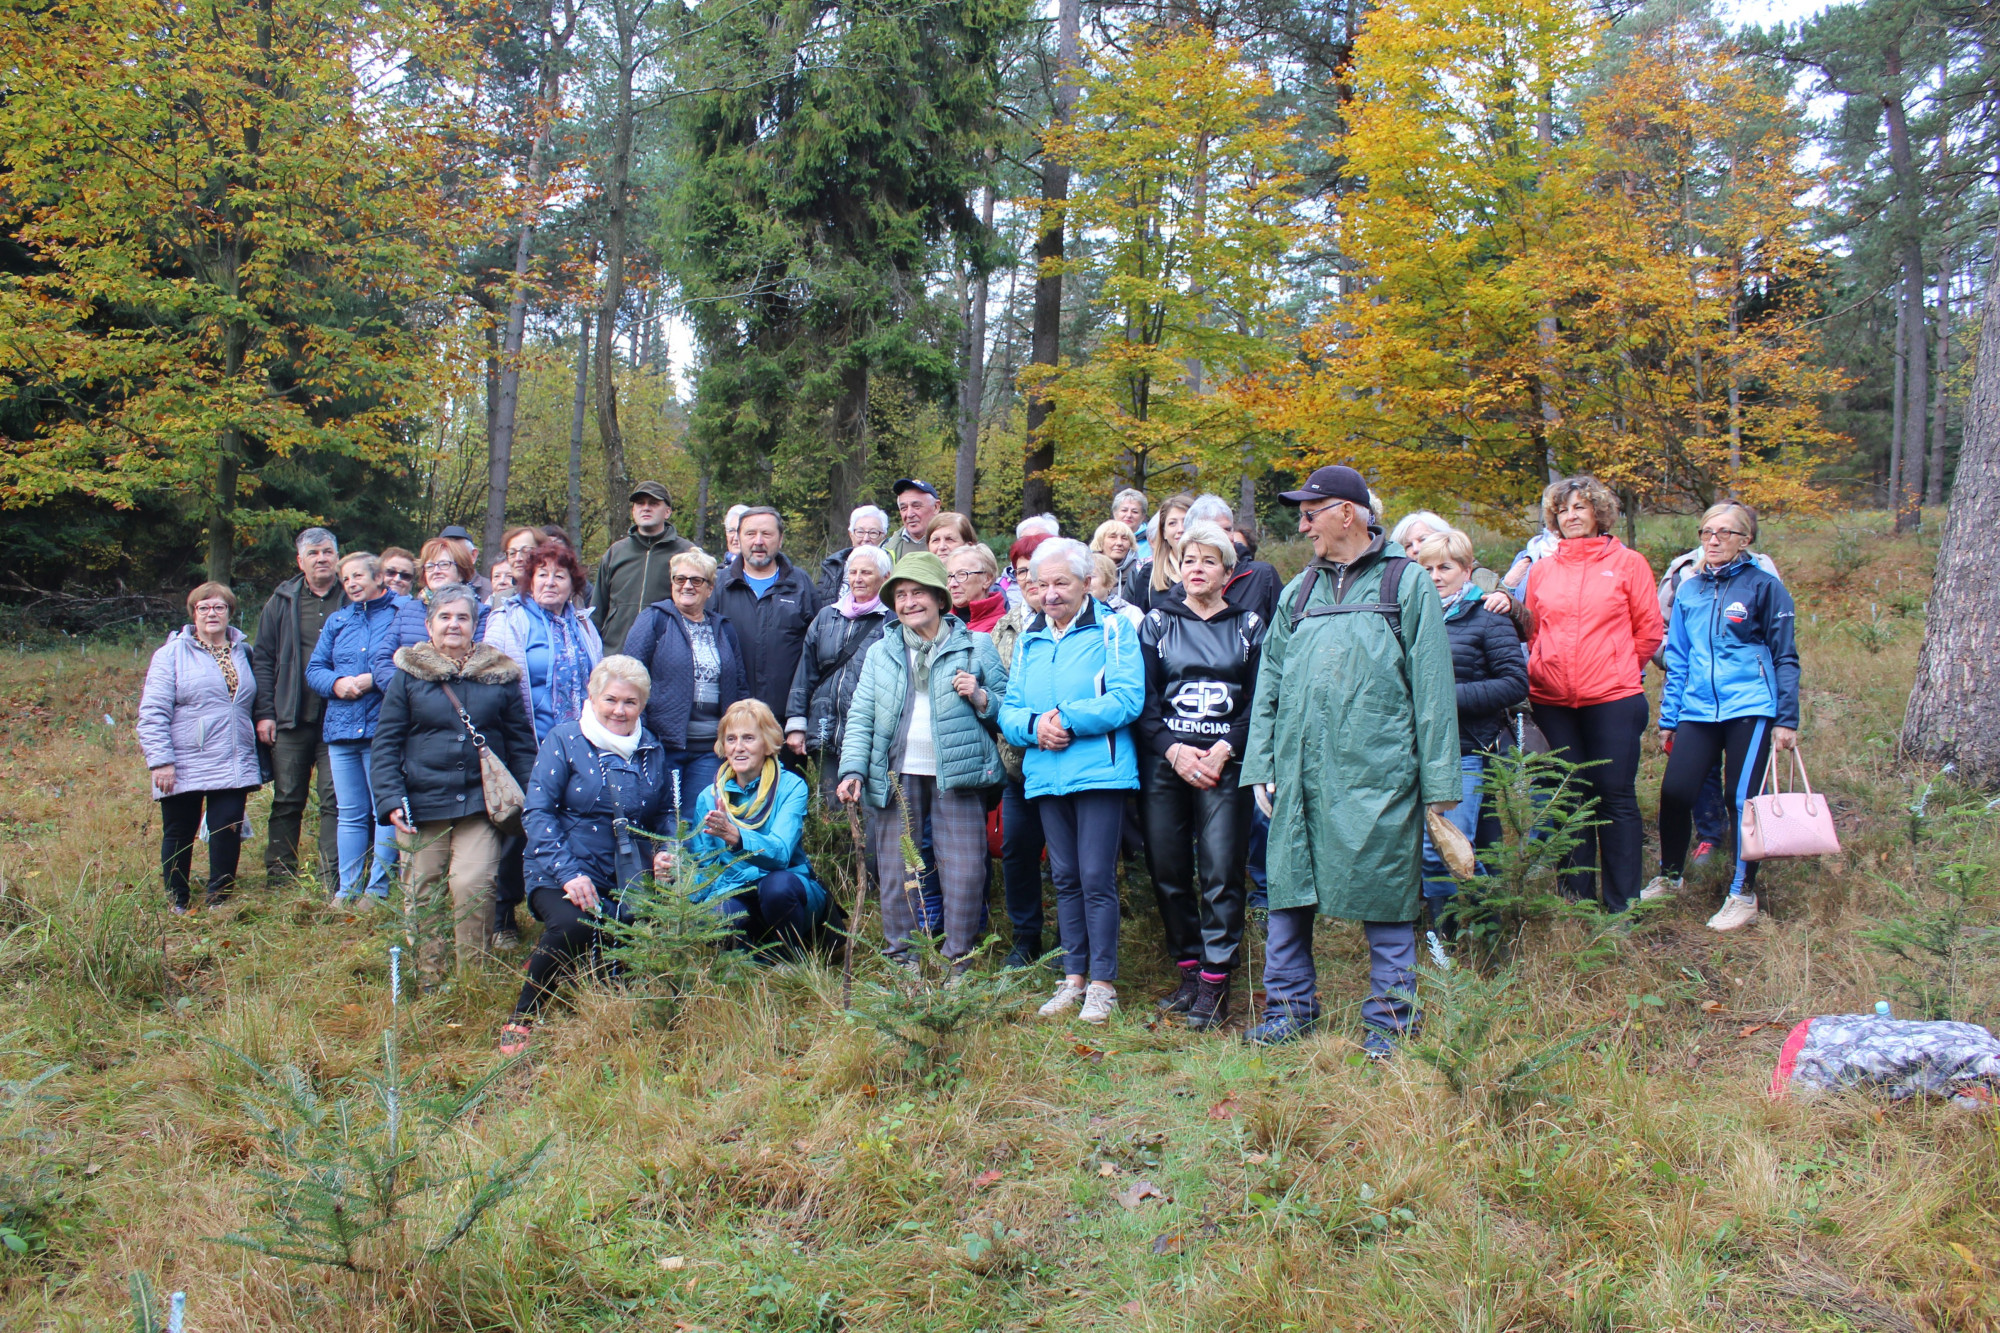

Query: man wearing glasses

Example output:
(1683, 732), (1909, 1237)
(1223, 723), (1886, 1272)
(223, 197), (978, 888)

(251, 527), (345, 888)
(592, 481), (692, 654)
(815, 504), (891, 603)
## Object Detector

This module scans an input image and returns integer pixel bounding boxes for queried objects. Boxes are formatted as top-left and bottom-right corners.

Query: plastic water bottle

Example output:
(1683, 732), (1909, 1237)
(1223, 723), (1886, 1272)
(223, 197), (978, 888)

(1874, 1000), (1891, 1018)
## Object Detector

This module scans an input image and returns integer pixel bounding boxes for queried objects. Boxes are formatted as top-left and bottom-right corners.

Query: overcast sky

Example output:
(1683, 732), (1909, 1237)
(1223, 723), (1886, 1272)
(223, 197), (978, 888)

(1715, 0), (1830, 29)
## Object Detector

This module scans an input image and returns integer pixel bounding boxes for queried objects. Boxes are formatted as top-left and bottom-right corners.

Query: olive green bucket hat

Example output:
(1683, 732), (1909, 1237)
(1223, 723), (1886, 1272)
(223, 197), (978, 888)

(884, 551), (951, 602)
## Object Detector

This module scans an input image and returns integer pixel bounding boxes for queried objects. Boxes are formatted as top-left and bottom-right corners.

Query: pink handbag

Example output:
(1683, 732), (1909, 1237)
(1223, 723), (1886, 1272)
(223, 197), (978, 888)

(1739, 746), (1840, 861)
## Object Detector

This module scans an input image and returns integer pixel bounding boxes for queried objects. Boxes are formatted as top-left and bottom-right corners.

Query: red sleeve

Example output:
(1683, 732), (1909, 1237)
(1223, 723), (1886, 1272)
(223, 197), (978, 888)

(1624, 551), (1663, 670)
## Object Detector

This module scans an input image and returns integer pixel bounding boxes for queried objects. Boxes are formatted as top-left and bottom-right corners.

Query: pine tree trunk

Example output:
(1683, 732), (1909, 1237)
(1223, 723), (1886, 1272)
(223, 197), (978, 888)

(827, 361), (869, 540)
(1022, 0), (1080, 519)
(208, 320), (247, 584)
(1890, 279), (1907, 519)
(1882, 65), (1925, 532)
(1929, 255), (1949, 507)
(595, 5), (638, 543)
(1903, 236), (2000, 781)
(955, 186), (992, 516)
(567, 309), (591, 550)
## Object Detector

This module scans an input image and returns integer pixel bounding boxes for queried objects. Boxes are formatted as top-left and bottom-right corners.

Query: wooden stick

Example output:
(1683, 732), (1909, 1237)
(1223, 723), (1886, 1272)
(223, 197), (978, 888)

(841, 800), (868, 1010)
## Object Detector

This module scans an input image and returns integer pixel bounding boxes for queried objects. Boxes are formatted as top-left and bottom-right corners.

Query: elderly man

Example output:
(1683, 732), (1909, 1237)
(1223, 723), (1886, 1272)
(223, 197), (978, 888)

(253, 527), (345, 886)
(593, 481), (693, 654)
(817, 503), (890, 603)
(711, 507), (822, 734)
(888, 479), (940, 562)
(722, 504), (750, 567)
(1240, 466), (1462, 1056)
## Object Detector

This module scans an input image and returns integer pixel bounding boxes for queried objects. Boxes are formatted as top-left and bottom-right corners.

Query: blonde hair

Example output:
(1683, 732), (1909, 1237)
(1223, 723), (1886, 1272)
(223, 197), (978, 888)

(1414, 530), (1476, 570)
(1150, 493), (1195, 592)
(713, 697), (783, 758)
(669, 548), (719, 584)
(1090, 519), (1136, 553)
(1699, 501), (1758, 543)
(947, 542), (998, 576)
(1089, 552), (1121, 593)
(1541, 475), (1619, 536)
(588, 654), (652, 704)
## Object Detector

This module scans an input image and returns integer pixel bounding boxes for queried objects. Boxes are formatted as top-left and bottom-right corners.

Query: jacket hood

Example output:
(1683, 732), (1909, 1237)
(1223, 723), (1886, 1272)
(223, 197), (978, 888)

(392, 640), (521, 685)
(1306, 529), (1388, 574)
(172, 624), (248, 647)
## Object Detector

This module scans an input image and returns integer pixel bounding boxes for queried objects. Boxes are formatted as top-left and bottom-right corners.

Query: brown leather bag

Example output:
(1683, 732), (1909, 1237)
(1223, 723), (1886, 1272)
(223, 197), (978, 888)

(437, 681), (525, 833)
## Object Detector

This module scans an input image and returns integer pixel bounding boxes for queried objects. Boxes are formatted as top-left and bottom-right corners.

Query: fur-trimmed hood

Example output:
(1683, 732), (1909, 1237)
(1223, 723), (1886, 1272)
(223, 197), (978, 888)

(392, 640), (521, 685)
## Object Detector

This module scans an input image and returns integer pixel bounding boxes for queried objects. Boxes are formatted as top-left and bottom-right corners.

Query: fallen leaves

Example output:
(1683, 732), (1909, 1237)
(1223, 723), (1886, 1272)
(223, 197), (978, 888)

(1150, 1231), (1183, 1255)
(1207, 1096), (1237, 1121)
(1115, 1179), (1164, 1209)
(1700, 1000), (1725, 1014)
(658, 1255), (686, 1271)
(973, 1169), (1004, 1191)
(1738, 1023), (1770, 1038)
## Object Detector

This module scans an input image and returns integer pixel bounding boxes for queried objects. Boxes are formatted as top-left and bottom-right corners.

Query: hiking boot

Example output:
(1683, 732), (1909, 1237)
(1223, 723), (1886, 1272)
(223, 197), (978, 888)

(1706, 894), (1758, 932)
(1001, 938), (1042, 970)
(1363, 1029), (1399, 1062)
(1186, 974), (1231, 1031)
(1038, 980), (1086, 1018)
(1245, 1012), (1317, 1045)
(1079, 982), (1118, 1025)
(492, 927), (521, 951)
(1640, 875), (1681, 902)
(1157, 967), (1201, 1013)
(1690, 839), (1719, 866)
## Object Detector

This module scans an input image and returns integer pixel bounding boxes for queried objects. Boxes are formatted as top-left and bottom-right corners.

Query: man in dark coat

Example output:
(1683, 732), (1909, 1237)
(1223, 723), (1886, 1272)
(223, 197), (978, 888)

(709, 507), (822, 739)
(592, 481), (693, 653)
(252, 526), (343, 885)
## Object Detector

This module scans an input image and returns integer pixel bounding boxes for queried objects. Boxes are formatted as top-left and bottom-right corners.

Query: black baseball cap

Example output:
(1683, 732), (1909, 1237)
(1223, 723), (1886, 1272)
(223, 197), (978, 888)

(629, 480), (672, 504)
(1279, 465), (1371, 508)
(893, 478), (938, 500)
(438, 524), (474, 542)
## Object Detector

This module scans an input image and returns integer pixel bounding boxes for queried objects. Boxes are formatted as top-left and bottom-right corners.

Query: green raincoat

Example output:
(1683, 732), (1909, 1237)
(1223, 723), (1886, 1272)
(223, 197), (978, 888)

(1240, 535), (1462, 921)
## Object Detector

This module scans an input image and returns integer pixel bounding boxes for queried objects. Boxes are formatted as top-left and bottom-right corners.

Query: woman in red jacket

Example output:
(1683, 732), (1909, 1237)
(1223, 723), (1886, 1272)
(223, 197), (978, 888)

(1520, 476), (1662, 913)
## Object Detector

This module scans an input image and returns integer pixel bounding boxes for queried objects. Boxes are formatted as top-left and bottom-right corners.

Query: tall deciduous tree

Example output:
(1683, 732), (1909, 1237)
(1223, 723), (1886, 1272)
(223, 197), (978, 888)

(0, 0), (485, 583)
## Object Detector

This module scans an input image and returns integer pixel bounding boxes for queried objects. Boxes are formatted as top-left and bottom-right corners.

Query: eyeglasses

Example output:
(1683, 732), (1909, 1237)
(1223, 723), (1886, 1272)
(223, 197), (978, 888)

(850, 528), (886, 541)
(946, 570), (986, 584)
(1697, 527), (1748, 541)
(422, 559), (461, 573)
(671, 575), (711, 588)
(194, 602), (231, 615)
(1299, 499), (1343, 524)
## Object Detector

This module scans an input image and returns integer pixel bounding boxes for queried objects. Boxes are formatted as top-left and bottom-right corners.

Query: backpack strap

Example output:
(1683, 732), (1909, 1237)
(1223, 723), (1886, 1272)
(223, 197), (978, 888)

(1286, 556), (1410, 645)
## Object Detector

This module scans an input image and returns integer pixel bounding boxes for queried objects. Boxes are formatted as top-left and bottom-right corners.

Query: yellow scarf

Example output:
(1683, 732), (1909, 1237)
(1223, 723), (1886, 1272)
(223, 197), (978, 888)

(714, 758), (779, 831)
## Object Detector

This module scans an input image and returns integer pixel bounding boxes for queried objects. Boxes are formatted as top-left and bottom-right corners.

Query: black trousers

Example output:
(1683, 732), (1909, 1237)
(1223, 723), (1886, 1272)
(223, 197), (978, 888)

(1139, 753), (1250, 971)
(1000, 778), (1046, 953)
(1534, 692), (1648, 913)
(265, 725), (336, 884)
(494, 833), (527, 930)
(514, 884), (634, 1018)
(1660, 716), (1774, 897)
(160, 787), (251, 907)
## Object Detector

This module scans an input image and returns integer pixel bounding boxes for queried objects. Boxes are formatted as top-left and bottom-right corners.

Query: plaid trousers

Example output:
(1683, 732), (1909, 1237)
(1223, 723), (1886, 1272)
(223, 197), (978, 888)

(868, 775), (990, 960)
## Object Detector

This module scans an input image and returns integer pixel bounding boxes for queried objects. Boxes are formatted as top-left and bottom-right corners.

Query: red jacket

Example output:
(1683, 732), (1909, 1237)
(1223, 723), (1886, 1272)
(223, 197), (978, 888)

(1524, 536), (1662, 708)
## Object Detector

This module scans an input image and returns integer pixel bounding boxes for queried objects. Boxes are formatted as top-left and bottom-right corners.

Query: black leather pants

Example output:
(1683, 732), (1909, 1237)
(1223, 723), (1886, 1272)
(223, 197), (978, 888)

(1140, 752), (1250, 971)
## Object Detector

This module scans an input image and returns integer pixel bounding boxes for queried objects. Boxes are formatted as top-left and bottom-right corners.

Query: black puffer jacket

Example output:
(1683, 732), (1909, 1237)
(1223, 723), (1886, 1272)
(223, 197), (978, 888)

(370, 642), (537, 825)
(1442, 600), (1529, 755)
(785, 602), (889, 754)
(815, 546), (854, 605)
(1136, 598), (1266, 760)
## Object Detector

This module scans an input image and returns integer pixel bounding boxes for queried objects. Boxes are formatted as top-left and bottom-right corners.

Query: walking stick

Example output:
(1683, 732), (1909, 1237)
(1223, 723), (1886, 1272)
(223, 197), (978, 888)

(842, 799), (869, 1010)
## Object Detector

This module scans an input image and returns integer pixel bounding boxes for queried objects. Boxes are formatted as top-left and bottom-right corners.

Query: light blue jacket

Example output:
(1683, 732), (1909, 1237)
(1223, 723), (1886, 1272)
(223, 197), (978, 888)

(1660, 556), (1801, 731)
(306, 591), (416, 742)
(998, 599), (1144, 799)
(684, 767), (826, 913)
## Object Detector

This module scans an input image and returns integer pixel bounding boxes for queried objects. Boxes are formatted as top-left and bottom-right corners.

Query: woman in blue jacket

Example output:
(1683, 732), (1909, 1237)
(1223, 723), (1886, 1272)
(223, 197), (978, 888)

(686, 699), (830, 957)
(307, 553), (417, 904)
(999, 538), (1145, 1025)
(1647, 503), (1801, 933)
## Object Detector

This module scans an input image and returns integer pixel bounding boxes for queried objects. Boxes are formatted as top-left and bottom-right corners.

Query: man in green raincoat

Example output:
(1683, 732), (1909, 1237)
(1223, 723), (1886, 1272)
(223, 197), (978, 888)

(1239, 466), (1462, 1053)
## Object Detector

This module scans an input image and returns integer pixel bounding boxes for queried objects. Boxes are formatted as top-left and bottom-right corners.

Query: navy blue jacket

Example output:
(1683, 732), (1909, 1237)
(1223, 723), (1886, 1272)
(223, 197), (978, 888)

(620, 602), (750, 750)
(1440, 588), (1529, 754)
(523, 721), (672, 894)
(372, 593), (490, 685)
(1660, 556), (1800, 730)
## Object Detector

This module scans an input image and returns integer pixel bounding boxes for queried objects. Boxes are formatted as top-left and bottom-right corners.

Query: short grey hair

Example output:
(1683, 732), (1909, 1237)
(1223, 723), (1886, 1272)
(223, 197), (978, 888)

(1029, 537), (1093, 582)
(1391, 511), (1450, 547)
(1112, 488), (1148, 517)
(848, 504), (890, 538)
(1178, 520), (1238, 571)
(846, 544), (893, 578)
(737, 505), (783, 533)
(1184, 494), (1234, 528)
(424, 583), (479, 621)
(296, 527), (339, 555)
(948, 542), (999, 576)
(724, 504), (750, 528)
(1015, 514), (1061, 540)
(589, 654), (653, 703)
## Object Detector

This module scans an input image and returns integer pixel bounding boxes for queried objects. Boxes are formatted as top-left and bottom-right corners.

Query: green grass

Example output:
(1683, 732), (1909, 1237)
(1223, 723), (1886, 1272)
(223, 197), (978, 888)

(1, 514), (1997, 1330)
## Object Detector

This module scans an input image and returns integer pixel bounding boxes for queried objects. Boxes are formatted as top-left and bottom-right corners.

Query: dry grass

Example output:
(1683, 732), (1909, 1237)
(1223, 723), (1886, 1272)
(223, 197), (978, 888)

(2, 513), (1997, 1331)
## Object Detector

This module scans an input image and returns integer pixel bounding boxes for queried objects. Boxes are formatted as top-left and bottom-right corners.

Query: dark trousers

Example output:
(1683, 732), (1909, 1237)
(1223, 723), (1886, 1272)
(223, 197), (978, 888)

(1534, 692), (1648, 913)
(160, 787), (251, 907)
(1693, 764), (1729, 843)
(494, 833), (527, 931)
(265, 725), (336, 884)
(1660, 716), (1773, 897)
(718, 870), (823, 959)
(1139, 754), (1250, 972)
(1000, 779), (1047, 954)
(1039, 789), (1126, 982)
(661, 747), (723, 829)
(515, 884), (634, 1018)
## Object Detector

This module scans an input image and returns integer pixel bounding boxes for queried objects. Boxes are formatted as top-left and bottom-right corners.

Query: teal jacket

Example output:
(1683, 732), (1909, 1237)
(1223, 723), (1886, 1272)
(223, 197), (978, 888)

(684, 767), (825, 912)
(998, 599), (1144, 799)
(837, 616), (1008, 807)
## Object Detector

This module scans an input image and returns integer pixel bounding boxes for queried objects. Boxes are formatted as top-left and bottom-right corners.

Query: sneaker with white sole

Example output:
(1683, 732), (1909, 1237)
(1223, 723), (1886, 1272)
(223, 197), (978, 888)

(1078, 982), (1118, 1025)
(1640, 875), (1682, 902)
(1706, 894), (1758, 932)
(1038, 980), (1087, 1018)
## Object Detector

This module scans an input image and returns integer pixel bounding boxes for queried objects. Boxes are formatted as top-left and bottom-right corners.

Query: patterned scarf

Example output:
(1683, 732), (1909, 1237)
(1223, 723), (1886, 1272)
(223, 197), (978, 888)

(902, 622), (944, 692)
(535, 601), (591, 726)
(714, 758), (780, 831)
(198, 634), (240, 695)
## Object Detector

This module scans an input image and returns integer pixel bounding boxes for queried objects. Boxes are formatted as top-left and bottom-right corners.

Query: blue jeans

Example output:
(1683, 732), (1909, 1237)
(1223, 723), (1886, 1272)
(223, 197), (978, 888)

(1420, 755), (1486, 912)
(1263, 910), (1420, 1033)
(328, 740), (396, 900)
(662, 748), (723, 831)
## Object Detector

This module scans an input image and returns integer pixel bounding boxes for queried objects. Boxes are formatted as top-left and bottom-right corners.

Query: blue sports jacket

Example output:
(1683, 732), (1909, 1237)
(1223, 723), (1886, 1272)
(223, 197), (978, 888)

(998, 598), (1144, 799)
(307, 591), (418, 741)
(1660, 556), (1800, 730)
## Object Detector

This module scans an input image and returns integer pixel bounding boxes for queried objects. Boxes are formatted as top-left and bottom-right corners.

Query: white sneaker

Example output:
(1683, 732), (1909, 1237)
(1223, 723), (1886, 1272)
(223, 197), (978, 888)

(1706, 894), (1758, 932)
(1078, 982), (1118, 1025)
(1038, 980), (1086, 1018)
(1640, 875), (1682, 901)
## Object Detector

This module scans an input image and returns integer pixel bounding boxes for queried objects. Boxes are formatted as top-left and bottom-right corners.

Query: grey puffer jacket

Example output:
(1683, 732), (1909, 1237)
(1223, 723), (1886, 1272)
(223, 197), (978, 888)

(137, 626), (262, 798)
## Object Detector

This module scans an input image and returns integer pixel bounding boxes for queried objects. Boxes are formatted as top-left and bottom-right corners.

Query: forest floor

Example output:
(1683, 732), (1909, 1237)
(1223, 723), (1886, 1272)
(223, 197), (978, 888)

(2, 512), (1997, 1332)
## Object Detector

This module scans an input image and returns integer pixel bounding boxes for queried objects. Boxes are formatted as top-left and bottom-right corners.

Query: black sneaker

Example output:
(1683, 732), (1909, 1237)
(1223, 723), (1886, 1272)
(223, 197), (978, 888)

(1157, 968), (1201, 1013)
(1001, 939), (1041, 970)
(1186, 974), (1231, 1031)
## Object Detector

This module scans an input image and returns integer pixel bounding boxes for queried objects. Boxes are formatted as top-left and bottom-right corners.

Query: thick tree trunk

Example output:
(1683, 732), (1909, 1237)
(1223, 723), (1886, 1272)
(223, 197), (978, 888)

(1021, 0), (1079, 519)
(595, 8), (638, 544)
(1903, 236), (2000, 781)
(567, 310), (591, 550)
(955, 186), (993, 516)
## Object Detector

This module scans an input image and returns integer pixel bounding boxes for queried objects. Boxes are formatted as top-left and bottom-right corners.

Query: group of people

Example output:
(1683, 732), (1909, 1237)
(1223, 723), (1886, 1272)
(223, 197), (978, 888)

(136, 464), (1802, 1056)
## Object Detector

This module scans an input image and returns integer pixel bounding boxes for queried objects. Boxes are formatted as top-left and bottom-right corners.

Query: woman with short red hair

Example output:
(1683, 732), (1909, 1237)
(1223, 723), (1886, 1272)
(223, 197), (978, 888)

(483, 541), (603, 742)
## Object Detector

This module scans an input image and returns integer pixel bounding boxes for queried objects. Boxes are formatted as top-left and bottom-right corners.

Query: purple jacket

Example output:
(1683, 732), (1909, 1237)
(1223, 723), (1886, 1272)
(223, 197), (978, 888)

(137, 626), (262, 798)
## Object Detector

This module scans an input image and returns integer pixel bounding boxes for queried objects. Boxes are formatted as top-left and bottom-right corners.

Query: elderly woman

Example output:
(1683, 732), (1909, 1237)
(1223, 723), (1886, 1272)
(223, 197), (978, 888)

(1520, 476), (1661, 914)
(1127, 493), (1193, 612)
(483, 542), (604, 744)
(787, 543), (892, 798)
(370, 585), (538, 984)
(817, 504), (891, 603)
(1000, 538), (1144, 1023)
(375, 535), (490, 681)
(838, 553), (1008, 967)
(1091, 519), (1139, 570)
(379, 547), (419, 598)
(1412, 530), (1528, 925)
(1090, 553), (1144, 626)
(1136, 521), (1265, 1031)
(946, 543), (1007, 632)
(307, 553), (416, 905)
(688, 699), (831, 955)
(621, 548), (748, 812)
(138, 583), (262, 913)
(499, 655), (676, 1055)
(1394, 510), (1528, 634)
(1111, 490), (1152, 561)
(925, 511), (979, 559)
(1650, 502), (1800, 932)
